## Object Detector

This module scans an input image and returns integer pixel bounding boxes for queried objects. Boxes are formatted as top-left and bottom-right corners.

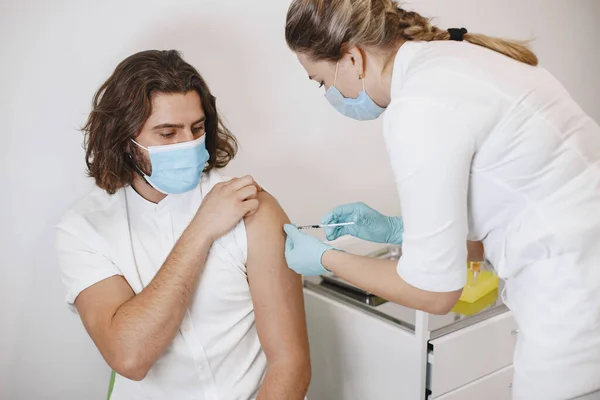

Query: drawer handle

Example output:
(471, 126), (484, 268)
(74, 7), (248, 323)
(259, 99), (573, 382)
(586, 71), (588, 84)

(511, 329), (520, 335)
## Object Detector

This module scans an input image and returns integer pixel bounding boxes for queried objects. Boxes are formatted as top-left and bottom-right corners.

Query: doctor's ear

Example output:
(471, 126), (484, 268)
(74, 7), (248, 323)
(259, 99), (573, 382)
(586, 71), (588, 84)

(343, 46), (366, 77)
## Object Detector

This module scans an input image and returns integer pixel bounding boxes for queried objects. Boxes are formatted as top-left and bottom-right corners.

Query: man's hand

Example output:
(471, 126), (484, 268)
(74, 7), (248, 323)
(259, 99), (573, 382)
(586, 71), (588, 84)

(193, 175), (260, 242)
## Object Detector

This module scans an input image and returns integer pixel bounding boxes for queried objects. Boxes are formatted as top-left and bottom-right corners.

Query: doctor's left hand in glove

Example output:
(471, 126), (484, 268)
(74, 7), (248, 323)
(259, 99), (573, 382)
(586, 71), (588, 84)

(284, 224), (335, 276)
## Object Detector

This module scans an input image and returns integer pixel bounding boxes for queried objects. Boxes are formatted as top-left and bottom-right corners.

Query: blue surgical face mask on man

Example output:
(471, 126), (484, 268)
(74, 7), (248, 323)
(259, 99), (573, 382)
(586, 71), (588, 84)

(130, 135), (210, 195)
(324, 62), (386, 121)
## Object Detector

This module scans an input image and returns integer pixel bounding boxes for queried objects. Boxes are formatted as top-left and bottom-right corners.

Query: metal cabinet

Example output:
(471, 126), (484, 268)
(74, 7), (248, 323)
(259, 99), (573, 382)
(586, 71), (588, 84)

(427, 312), (517, 398)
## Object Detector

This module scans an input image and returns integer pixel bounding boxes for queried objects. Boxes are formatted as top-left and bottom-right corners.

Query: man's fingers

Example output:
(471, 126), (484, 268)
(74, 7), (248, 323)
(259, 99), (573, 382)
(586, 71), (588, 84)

(228, 175), (256, 191)
(242, 199), (259, 216)
(237, 184), (258, 201)
(222, 176), (262, 197)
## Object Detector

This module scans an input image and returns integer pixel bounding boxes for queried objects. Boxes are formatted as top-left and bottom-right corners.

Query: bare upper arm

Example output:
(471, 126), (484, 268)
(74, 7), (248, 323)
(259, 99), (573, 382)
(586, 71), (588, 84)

(74, 276), (135, 362)
(244, 192), (309, 365)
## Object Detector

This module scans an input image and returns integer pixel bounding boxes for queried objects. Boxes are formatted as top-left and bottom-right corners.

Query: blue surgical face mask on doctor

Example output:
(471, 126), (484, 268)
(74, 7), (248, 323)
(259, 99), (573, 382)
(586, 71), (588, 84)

(130, 135), (210, 195)
(324, 62), (386, 121)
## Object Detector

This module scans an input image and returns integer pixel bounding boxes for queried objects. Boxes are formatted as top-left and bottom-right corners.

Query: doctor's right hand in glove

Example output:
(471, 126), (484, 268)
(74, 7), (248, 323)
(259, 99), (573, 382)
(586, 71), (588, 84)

(322, 202), (404, 245)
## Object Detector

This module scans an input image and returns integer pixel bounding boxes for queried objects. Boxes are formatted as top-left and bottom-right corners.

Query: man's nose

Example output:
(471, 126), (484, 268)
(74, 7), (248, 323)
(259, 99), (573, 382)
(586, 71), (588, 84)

(181, 129), (195, 142)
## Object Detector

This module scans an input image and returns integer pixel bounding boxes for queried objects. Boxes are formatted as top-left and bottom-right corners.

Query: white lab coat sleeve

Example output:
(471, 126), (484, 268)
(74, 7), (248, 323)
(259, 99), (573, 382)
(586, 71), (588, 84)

(384, 98), (476, 292)
(55, 227), (123, 307)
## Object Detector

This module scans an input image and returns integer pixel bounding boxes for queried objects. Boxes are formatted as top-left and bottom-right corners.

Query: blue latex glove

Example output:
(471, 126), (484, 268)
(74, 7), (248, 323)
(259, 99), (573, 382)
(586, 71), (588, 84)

(321, 202), (404, 245)
(284, 224), (333, 276)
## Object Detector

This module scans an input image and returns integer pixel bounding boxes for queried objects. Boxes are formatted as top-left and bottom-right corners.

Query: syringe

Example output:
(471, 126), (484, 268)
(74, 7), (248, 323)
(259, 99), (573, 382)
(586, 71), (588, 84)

(297, 222), (355, 230)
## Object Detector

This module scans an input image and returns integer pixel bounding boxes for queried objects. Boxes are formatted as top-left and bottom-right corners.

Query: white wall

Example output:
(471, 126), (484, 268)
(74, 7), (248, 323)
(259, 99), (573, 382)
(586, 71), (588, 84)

(1, 0), (598, 398)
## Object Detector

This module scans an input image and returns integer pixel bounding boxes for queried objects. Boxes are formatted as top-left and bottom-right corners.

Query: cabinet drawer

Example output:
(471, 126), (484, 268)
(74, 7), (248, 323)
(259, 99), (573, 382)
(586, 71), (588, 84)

(427, 312), (518, 396)
(433, 365), (513, 400)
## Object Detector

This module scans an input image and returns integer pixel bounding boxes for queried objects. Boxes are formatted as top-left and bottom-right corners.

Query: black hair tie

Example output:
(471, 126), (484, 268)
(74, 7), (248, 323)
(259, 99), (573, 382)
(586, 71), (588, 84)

(448, 28), (468, 41)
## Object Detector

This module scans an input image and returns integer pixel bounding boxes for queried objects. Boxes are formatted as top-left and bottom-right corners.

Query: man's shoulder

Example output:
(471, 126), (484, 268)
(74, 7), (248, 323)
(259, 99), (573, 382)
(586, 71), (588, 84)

(57, 185), (125, 232)
(243, 191), (288, 240)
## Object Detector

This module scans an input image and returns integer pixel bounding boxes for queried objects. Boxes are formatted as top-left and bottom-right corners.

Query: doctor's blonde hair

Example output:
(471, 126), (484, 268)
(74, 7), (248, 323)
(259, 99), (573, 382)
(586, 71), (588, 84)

(285, 0), (538, 66)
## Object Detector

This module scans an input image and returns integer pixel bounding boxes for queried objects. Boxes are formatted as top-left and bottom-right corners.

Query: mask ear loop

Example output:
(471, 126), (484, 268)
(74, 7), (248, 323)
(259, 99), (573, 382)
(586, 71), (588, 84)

(359, 72), (366, 92)
(334, 61), (367, 94)
(130, 139), (149, 151)
(127, 140), (153, 185)
(127, 153), (147, 177)
(333, 61), (340, 87)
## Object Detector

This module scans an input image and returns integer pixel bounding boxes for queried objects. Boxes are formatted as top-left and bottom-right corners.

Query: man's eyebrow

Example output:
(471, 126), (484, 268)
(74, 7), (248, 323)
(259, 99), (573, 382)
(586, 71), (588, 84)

(152, 123), (183, 130)
(152, 117), (206, 130)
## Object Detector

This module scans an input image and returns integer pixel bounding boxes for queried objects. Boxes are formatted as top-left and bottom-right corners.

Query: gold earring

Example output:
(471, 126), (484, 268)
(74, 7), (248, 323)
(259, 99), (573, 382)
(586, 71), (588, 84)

(359, 74), (365, 79)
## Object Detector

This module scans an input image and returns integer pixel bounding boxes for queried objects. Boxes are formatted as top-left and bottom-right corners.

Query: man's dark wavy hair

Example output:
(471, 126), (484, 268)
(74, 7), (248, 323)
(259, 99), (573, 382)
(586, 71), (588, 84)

(82, 49), (237, 194)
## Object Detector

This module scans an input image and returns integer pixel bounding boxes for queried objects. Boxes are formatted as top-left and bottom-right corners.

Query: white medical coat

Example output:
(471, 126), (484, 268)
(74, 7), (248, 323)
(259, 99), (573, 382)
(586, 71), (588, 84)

(384, 40), (600, 399)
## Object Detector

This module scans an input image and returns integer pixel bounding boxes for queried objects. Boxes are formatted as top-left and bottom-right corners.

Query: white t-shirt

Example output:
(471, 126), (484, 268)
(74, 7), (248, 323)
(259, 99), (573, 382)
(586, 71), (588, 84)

(384, 40), (600, 399)
(55, 171), (266, 400)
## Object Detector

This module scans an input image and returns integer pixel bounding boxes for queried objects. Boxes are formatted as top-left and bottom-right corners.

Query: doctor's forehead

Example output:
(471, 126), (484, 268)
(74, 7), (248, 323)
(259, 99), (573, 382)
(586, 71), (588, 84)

(297, 52), (322, 78)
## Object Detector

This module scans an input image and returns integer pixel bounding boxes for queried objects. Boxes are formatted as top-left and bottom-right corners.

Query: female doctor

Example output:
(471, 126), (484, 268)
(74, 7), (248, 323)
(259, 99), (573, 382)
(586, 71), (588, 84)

(281, 0), (600, 399)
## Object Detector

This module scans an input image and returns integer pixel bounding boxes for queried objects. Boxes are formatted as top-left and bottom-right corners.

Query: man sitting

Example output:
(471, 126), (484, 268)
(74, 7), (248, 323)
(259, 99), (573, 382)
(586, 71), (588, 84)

(55, 49), (310, 400)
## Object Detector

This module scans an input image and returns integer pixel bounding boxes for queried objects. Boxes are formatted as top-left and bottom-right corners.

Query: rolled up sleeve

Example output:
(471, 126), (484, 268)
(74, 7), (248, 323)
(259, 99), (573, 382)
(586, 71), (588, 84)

(55, 227), (122, 307)
(384, 98), (476, 292)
